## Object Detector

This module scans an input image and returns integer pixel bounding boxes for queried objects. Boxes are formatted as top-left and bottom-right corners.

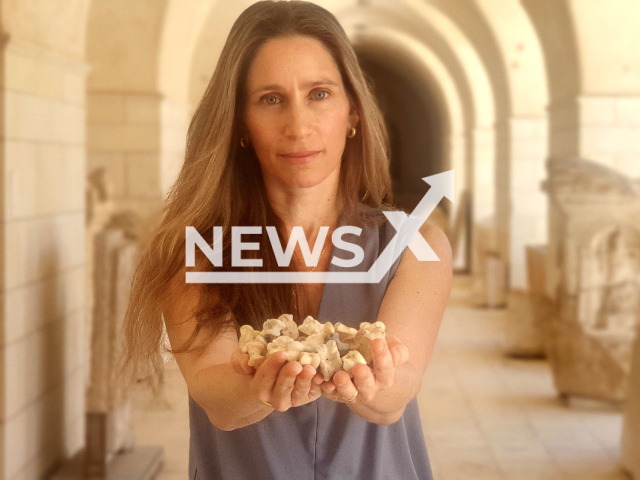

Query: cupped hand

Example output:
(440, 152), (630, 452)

(231, 348), (325, 412)
(320, 334), (409, 404)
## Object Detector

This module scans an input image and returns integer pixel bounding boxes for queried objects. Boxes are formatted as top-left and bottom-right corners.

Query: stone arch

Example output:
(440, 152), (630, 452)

(416, 0), (549, 290)
(348, 28), (469, 263)
(522, 0), (640, 175)
(521, 0), (580, 105)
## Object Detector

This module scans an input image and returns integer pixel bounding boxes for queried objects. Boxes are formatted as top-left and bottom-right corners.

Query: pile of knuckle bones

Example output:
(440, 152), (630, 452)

(239, 314), (386, 382)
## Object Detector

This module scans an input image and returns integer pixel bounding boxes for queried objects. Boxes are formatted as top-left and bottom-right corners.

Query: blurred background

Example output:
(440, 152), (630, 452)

(2, 0), (640, 479)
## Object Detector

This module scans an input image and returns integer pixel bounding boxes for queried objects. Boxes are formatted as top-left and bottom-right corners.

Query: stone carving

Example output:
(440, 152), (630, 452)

(85, 168), (143, 476)
(542, 158), (640, 402)
(589, 228), (640, 331)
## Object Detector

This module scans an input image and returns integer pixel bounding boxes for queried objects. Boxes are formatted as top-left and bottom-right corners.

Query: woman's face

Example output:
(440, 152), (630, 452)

(243, 35), (359, 191)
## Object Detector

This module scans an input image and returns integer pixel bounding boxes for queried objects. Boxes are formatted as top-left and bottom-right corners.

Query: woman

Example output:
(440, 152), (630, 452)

(121, 1), (452, 479)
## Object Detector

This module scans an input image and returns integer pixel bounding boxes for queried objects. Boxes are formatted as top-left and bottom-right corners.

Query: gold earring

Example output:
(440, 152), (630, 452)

(240, 137), (249, 148)
(347, 127), (356, 138)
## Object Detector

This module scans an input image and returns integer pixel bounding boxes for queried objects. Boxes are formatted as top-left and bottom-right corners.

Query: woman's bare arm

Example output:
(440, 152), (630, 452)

(321, 221), (453, 423)
(162, 272), (323, 431)
(162, 275), (269, 430)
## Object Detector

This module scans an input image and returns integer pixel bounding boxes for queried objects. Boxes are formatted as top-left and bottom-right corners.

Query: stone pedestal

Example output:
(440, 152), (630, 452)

(485, 252), (507, 308)
(622, 333), (640, 478)
(527, 246), (556, 354)
(470, 217), (508, 308)
(50, 446), (163, 480)
(86, 228), (138, 475)
(505, 245), (557, 357)
(542, 158), (640, 402)
(505, 290), (544, 357)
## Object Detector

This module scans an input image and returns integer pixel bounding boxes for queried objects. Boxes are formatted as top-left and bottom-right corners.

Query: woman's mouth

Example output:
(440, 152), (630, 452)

(279, 151), (321, 165)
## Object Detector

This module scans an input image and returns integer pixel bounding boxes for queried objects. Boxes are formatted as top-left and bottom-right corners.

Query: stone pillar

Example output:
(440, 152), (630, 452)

(0, 35), (89, 479)
(505, 245), (557, 357)
(85, 228), (138, 476)
(496, 117), (549, 290)
(622, 332), (640, 478)
(494, 116), (550, 355)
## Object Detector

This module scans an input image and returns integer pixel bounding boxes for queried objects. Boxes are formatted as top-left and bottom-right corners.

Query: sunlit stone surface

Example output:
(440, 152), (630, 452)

(543, 158), (640, 402)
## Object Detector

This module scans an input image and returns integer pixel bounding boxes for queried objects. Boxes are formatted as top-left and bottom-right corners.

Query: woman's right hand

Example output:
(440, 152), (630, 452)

(231, 348), (324, 412)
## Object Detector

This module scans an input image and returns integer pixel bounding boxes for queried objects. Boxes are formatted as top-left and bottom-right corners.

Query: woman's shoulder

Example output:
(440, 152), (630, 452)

(354, 201), (397, 223)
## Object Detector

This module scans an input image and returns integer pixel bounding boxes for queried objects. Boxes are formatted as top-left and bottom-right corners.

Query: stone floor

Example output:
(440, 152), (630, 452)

(130, 275), (631, 480)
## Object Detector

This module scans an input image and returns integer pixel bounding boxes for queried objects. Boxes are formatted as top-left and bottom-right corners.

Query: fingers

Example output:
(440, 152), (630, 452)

(320, 378), (346, 403)
(351, 363), (376, 402)
(251, 338), (401, 411)
(252, 353), (325, 412)
(328, 371), (359, 403)
(252, 351), (288, 402)
(386, 334), (409, 367)
(270, 361), (303, 411)
(291, 365), (321, 406)
(309, 372), (325, 399)
(321, 389), (345, 403)
(231, 348), (253, 375)
(321, 337), (400, 405)
(395, 344), (409, 367)
(320, 379), (344, 403)
(371, 338), (395, 389)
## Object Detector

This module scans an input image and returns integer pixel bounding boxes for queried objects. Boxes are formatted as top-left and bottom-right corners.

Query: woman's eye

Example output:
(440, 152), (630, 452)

(261, 91), (329, 104)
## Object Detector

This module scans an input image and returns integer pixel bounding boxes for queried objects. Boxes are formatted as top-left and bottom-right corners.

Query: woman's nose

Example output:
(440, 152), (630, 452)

(282, 99), (312, 139)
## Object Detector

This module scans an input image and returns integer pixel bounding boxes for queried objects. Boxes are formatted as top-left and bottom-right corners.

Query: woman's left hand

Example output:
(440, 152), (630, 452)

(320, 334), (409, 404)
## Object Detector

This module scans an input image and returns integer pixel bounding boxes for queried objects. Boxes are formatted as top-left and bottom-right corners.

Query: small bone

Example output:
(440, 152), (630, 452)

(250, 357), (265, 369)
(298, 316), (324, 336)
(317, 340), (342, 381)
(330, 332), (350, 356)
(360, 321), (386, 332)
(279, 314), (299, 340)
(246, 339), (267, 367)
(239, 325), (261, 353)
(353, 325), (386, 364)
(261, 318), (287, 342)
(252, 314), (388, 378)
(266, 336), (305, 361)
(299, 351), (321, 369)
(323, 322), (335, 336)
(341, 350), (367, 377)
(334, 322), (359, 346)
(303, 333), (325, 347)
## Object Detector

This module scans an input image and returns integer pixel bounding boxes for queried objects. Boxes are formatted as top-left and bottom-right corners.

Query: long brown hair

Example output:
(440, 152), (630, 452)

(120, 0), (394, 395)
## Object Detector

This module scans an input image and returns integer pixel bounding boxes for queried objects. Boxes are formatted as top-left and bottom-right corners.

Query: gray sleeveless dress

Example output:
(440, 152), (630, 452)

(187, 204), (434, 479)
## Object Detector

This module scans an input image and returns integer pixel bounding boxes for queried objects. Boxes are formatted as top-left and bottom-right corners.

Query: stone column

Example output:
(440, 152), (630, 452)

(86, 228), (138, 476)
(0, 34), (89, 479)
(622, 332), (640, 478)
